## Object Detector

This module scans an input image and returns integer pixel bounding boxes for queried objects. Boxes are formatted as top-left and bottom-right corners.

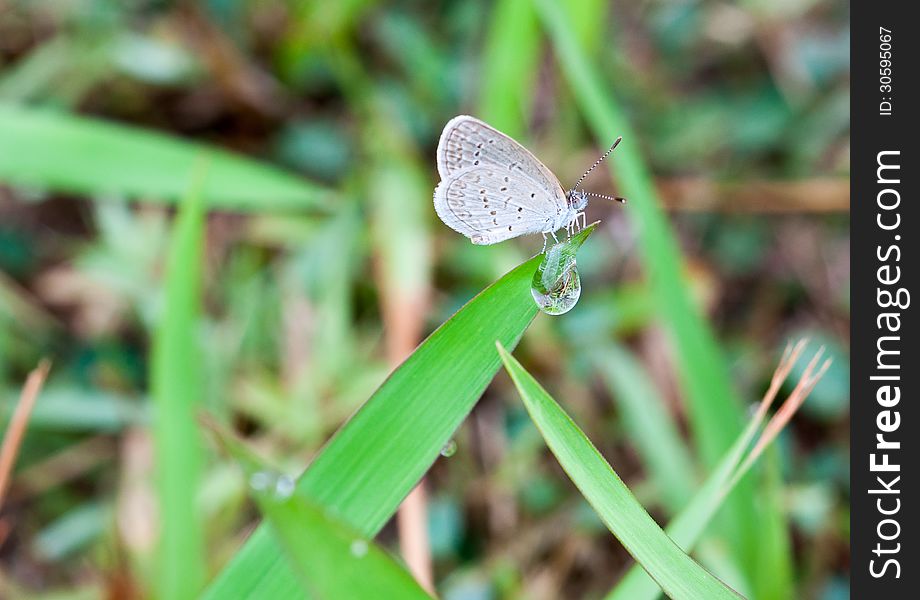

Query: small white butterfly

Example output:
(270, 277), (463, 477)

(433, 115), (624, 249)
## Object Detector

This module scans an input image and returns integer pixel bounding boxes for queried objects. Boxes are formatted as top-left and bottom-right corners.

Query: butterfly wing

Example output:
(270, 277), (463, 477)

(434, 166), (563, 245)
(437, 115), (567, 207)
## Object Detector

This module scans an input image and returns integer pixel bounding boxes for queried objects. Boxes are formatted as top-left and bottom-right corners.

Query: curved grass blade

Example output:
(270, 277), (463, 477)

(534, 0), (744, 500)
(535, 0), (774, 587)
(607, 406), (762, 600)
(0, 104), (329, 212)
(211, 425), (434, 600)
(608, 341), (827, 599)
(202, 256), (542, 599)
(497, 343), (742, 600)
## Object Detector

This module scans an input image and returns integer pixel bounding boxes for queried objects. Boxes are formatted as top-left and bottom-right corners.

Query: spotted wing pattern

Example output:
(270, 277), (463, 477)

(434, 116), (569, 245)
(436, 116), (565, 199)
(434, 166), (562, 245)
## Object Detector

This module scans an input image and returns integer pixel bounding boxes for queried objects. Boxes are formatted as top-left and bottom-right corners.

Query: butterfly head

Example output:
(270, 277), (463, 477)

(566, 189), (590, 211)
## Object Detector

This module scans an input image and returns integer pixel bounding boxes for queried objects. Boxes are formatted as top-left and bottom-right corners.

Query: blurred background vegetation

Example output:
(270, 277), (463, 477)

(0, 0), (848, 599)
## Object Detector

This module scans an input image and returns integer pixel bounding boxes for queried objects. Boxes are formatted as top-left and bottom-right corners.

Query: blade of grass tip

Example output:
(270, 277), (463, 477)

(593, 344), (696, 513)
(151, 162), (208, 600)
(753, 339), (809, 424)
(205, 420), (434, 600)
(607, 340), (822, 600)
(0, 104), (330, 212)
(608, 417), (761, 600)
(0, 360), (51, 509)
(478, 0), (542, 139)
(497, 343), (742, 600)
(735, 348), (832, 481)
(536, 0), (772, 582)
(202, 256), (543, 600)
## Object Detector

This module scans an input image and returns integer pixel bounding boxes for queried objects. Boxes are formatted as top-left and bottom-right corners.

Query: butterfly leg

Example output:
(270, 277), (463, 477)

(551, 231), (559, 243)
(541, 232), (548, 254)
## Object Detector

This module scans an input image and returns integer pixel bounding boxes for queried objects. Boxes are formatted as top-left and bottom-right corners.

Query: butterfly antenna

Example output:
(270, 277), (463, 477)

(586, 192), (626, 203)
(571, 136), (622, 191)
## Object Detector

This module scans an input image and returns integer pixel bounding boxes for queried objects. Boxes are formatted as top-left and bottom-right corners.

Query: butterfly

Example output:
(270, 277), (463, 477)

(433, 115), (624, 250)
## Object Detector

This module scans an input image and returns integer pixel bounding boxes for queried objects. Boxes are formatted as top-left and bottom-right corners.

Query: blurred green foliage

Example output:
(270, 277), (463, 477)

(0, 0), (848, 599)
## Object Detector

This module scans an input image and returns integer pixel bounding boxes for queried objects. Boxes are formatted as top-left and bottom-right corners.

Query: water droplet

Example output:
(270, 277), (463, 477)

(440, 439), (457, 457)
(249, 470), (296, 500)
(274, 474), (296, 499)
(531, 225), (598, 315)
(249, 471), (272, 492)
(350, 539), (369, 558)
(531, 261), (581, 315)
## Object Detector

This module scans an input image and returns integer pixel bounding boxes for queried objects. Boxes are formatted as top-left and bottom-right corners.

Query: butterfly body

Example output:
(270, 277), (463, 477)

(434, 116), (589, 246)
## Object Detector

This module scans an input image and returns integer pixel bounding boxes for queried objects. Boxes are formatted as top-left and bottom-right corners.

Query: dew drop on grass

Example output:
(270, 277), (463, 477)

(440, 439), (457, 457)
(274, 474), (296, 499)
(249, 470), (295, 500)
(531, 263), (580, 315)
(531, 230), (591, 316)
(249, 471), (272, 492)
(350, 539), (369, 558)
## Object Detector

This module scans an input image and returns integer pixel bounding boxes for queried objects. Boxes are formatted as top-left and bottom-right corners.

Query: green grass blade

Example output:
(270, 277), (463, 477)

(201, 256), (542, 599)
(607, 419), (759, 599)
(536, 0), (767, 582)
(607, 389), (789, 600)
(752, 448), (794, 599)
(565, 0), (606, 54)
(497, 344), (742, 600)
(258, 494), (435, 600)
(150, 167), (207, 599)
(534, 0), (742, 490)
(212, 427), (434, 600)
(0, 104), (329, 212)
(594, 344), (696, 513)
(478, 0), (542, 138)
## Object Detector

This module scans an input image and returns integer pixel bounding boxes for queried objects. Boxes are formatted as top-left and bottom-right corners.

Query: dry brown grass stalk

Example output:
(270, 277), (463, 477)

(0, 360), (51, 510)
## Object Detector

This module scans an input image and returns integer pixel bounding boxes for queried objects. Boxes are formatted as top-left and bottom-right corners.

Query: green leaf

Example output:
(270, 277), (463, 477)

(150, 166), (207, 599)
(0, 104), (329, 212)
(534, 0), (742, 493)
(607, 356), (803, 600)
(497, 343), (742, 600)
(202, 256), (542, 599)
(536, 0), (770, 584)
(478, 0), (542, 139)
(606, 406), (761, 600)
(211, 426), (434, 600)
(565, 0), (607, 54)
(259, 494), (435, 600)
